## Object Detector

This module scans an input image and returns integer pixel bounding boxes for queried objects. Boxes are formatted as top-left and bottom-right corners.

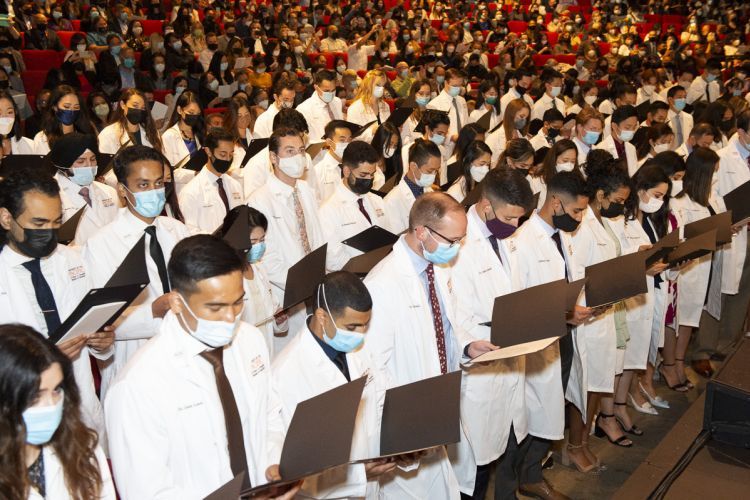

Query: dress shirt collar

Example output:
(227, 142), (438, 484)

(468, 205), (492, 239)
(307, 317), (342, 362)
(535, 210), (558, 238)
(403, 175), (424, 199)
(400, 235), (429, 276)
(1, 242), (36, 267)
(165, 311), (211, 357)
(268, 171), (296, 195)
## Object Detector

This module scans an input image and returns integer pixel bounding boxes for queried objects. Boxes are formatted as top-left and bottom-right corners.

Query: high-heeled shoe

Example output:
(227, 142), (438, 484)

(628, 393), (658, 415)
(561, 443), (600, 474)
(675, 358), (695, 389)
(581, 438), (607, 471)
(614, 402), (644, 436)
(658, 362), (689, 392)
(594, 414), (633, 447)
(639, 381), (670, 409)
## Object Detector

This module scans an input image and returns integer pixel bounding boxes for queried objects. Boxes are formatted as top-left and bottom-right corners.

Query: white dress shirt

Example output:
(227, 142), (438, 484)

(55, 173), (119, 246)
(253, 103), (281, 139)
(427, 90), (469, 145)
(531, 92), (565, 122)
(179, 167), (243, 234)
(310, 151), (343, 204)
(295, 92), (344, 147)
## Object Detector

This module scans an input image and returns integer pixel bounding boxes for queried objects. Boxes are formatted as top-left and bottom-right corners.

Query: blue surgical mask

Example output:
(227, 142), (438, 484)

(618, 129), (635, 142)
(583, 130), (601, 145)
(123, 185), (166, 218)
(706, 73), (716, 82)
(421, 230), (460, 265)
(247, 241), (266, 263)
(320, 90), (335, 103)
(673, 98), (686, 111)
(436, 75), (445, 85)
(180, 294), (242, 348)
(430, 133), (445, 146)
(67, 166), (96, 186)
(23, 397), (64, 445)
(56, 109), (79, 126)
(448, 86), (461, 97)
(319, 284), (365, 353)
(123, 57), (135, 68)
(110, 45), (121, 56)
(416, 96), (431, 106)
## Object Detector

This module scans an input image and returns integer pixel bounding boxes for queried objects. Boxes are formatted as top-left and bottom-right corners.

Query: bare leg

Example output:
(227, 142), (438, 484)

(659, 327), (684, 389)
(582, 392), (601, 467)
(565, 404), (594, 471)
(614, 370), (638, 431)
(596, 382), (632, 446)
(676, 325), (693, 387)
(628, 369), (649, 406)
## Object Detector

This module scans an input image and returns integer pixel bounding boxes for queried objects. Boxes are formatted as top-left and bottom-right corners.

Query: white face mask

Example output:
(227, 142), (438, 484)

(638, 193), (664, 213)
(277, 153), (306, 178)
(179, 295), (242, 348)
(653, 142), (670, 154)
(334, 141), (348, 158)
(550, 86), (562, 97)
(470, 164), (489, 182)
(0, 116), (13, 135)
(671, 179), (683, 195)
(373, 85), (384, 98)
(556, 161), (575, 172)
(584, 95), (598, 105)
(383, 146), (396, 158)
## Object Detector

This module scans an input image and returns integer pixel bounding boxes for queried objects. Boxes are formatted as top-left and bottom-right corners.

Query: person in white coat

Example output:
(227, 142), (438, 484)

(97, 88), (160, 155)
(179, 128), (243, 234)
(594, 105), (639, 176)
(0, 169), (114, 444)
(499, 68), (535, 118)
(0, 324), (116, 500)
(487, 99), (531, 167)
(105, 235), (296, 499)
(600, 85), (638, 139)
(446, 140), (491, 203)
(253, 78), (296, 139)
(666, 86), (693, 150)
(686, 59), (722, 105)
(310, 120), (353, 205)
(674, 123), (717, 160)
(346, 69), (392, 143)
(248, 127), (326, 343)
(426, 68), (469, 148)
(571, 107), (605, 164)
(385, 139), (441, 234)
(530, 68), (565, 122)
(295, 69), (344, 146)
(364, 192), (496, 500)
(507, 171), (591, 499)
(33, 85), (93, 155)
(273, 271), (398, 499)
(670, 147), (724, 387)
(83, 145), (191, 396)
(320, 141), (392, 272)
(449, 169), (534, 499)
(0, 89), (34, 155)
(49, 133), (119, 246)
(528, 108), (565, 152)
(469, 81), (501, 131)
(160, 90), (204, 195)
(400, 109), (451, 184)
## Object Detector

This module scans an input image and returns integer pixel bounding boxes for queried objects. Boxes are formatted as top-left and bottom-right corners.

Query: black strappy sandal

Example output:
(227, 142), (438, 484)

(658, 362), (689, 392)
(614, 402), (644, 436)
(594, 413), (633, 447)
(675, 358), (695, 389)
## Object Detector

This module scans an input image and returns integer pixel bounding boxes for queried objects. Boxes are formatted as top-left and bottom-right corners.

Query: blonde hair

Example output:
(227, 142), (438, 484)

(354, 69), (387, 106)
(502, 98), (531, 144)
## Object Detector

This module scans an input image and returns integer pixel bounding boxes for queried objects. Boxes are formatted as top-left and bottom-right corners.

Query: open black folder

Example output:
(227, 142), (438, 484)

(643, 230), (680, 268)
(105, 235), (150, 288)
(58, 207), (86, 245)
(351, 371), (462, 463)
(471, 279), (570, 363)
(175, 149), (209, 172)
(371, 175), (397, 198)
(342, 225), (399, 253)
(585, 252), (648, 308)
(282, 244), (327, 310)
(668, 229), (717, 266)
(241, 139), (270, 168)
(205, 472), (245, 500)
(241, 377), (367, 498)
(684, 211), (733, 246)
(342, 244), (394, 276)
(723, 180), (750, 225)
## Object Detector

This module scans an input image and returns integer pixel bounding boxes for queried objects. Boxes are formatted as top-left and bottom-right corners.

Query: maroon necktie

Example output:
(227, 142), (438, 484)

(79, 187), (92, 207)
(357, 198), (371, 224)
(216, 177), (229, 212)
(425, 263), (448, 374)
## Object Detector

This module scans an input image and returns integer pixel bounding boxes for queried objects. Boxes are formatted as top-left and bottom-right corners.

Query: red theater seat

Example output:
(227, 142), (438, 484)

(56, 31), (86, 49)
(141, 20), (163, 37)
(21, 50), (64, 71)
(21, 70), (48, 97)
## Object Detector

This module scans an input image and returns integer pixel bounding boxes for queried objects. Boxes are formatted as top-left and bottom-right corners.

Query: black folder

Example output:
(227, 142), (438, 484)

(585, 252), (649, 308)
(643, 230), (680, 268)
(241, 138), (270, 167)
(684, 211), (733, 246)
(58, 207), (86, 245)
(385, 106), (414, 128)
(342, 225), (398, 253)
(282, 244), (327, 310)
(370, 175), (398, 197)
(342, 244), (394, 276)
(668, 229), (717, 266)
(104, 235), (150, 288)
(723, 180), (750, 225)
(205, 472), (245, 500)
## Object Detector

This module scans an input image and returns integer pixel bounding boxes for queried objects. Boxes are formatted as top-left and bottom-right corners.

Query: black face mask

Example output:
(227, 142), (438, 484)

(547, 127), (560, 139)
(183, 113), (201, 128)
(552, 201), (580, 232)
(514, 167), (530, 177)
(11, 222), (58, 259)
(0, 80), (9, 90)
(212, 155), (232, 174)
(720, 119), (734, 132)
(515, 85), (527, 96)
(207, 43), (218, 51)
(37, 24), (47, 31)
(600, 201), (625, 219)
(348, 175), (373, 195)
(126, 108), (147, 125)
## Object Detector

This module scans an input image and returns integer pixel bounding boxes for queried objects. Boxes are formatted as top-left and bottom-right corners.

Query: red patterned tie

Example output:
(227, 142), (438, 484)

(425, 263), (448, 374)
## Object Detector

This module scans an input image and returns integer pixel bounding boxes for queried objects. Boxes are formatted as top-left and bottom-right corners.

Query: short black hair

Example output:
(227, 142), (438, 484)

(324, 119), (353, 140)
(272, 107), (309, 134)
(483, 168), (534, 210)
(408, 138), (441, 167)
(542, 108), (565, 123)
(342, 141), (379, 169)
(705, 58), (722, 72)
(667, 85), (686, 99)
(689, 122), (715, 139)
(651, 151), (686, 177)
(204, 127), (235, 150)
(421, 109), (450, 132)
(648, 100), (669, 114)
(612, 104), (638, 125)
(113, 145), (165, 185)
(541, 68), (563, 83)
(314, 69), (336, 86)
(168, 235), (244, 296)
(548, 170), (587, 200)
(314, 271), (372, 317)
(614, 84), (637, 99)
(273, 77), (296, 98)
(0, 168), (59, 219)
(269, 126), (303, 154)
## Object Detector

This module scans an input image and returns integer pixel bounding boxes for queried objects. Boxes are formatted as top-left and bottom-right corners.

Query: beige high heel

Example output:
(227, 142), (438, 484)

(561, 443), (600, 474)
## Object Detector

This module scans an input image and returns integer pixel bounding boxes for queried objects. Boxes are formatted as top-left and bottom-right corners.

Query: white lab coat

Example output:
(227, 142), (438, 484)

(105, 312), (285, 499)
(363, 237), (465, 499)
(400, 139), (450, 185)
(594, 134), (639, 177)
(161, 122), (201, 167)
(530, 93), (565, 122)
(448, 207), (527, 492)
(241, 264), (285, 358)
(527, 176), (547, 210)
(572, 137), (592, 164)
(346, 98), (391, 129)
(9, 135), (35, 154)
(97, 122), (153, 154)
(253, 103), (281, 139)
(507, 213), (570, 440)
(55, 173), (119, 246)
(0, 244), (110, 443)
(296, 93), (344, 148)
(486, 126), (520, 167)
(319, 181), (391, 271)
(469, 105), (501, 131)
(686, 75), (720, 105)
(310, 152), (343, 205)
(715, 137), (750, 295)
(383, 177), (433, 234)
(236, 147), (314, 202)
(178, 167), (243, 234)
(272, 326), (387, 499)
(28, 446), (116, 500)
(667, 109), (693, 151)
(427, 90), (469, 149)
(499, 88), (534, 118)
(83, 208), (191, 396)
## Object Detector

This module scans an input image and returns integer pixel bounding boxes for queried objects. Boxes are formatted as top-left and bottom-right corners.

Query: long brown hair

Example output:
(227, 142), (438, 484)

(502, 98), (530, 146)
(0, 324), (102, 500)
(222, 95), (252, 143)
(408, 79), (432, 125)
(110, 88), (164, 152)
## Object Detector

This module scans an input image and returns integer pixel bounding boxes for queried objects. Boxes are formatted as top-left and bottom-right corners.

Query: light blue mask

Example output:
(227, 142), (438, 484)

(123, 185), (166, 218)
(673, 98), (686, 111)
(583, 130), (601, 145)
(448, 86), (461, 97)
(706, 73), (716, 82)
(247, 241), (266, 263)
(436, 75), (445, 85)
(319, 284), (365, 353)
(416, 96), (431, 107)
(110, 45), (121, 56)
(618, 129), (635, 142)
(23, 397), (64, 445)
(421, 230), (460, 265)
(430, 133), (445, 146)
(67, 166), (96, 186)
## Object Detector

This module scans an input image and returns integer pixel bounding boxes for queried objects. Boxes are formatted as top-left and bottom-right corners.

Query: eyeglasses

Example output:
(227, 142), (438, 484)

(425, 225), (464, 247)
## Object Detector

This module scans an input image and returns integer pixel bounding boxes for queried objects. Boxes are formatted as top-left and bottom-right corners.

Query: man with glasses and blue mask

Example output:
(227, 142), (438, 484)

(272, 271), (397, 498)
(296, 69), (343, 146)
(83, 145), (191, 397)
(364, 192), (497, 500)
(106, 235), (296, 499)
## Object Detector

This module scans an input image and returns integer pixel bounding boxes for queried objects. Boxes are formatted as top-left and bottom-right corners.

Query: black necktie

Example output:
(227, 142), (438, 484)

(200, 348), (251, 489)
(551, 231), (570, 279)
(144, 226), (170, 294)
(357, 198), (372, 224)
(332, 352), (351, 381)
(216, 178), (230, 212)
(488, 235), (502, 263)
(22, 259), (61, 335)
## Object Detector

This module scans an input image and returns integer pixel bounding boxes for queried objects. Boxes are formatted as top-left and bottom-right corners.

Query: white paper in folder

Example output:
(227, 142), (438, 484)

(55, 301), (126, 344)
